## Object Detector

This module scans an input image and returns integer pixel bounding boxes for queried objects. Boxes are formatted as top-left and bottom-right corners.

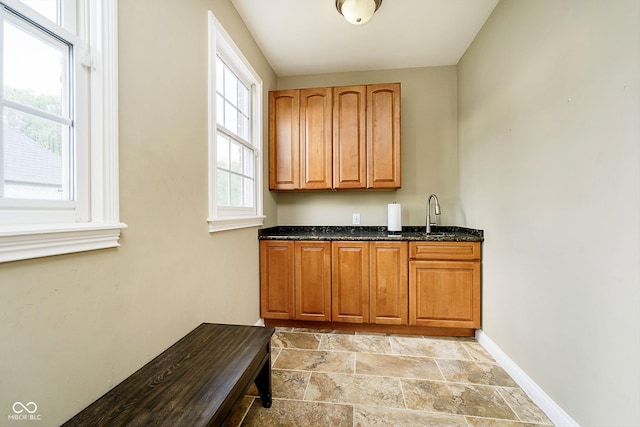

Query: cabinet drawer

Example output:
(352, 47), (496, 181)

(409, 241), (480, 261)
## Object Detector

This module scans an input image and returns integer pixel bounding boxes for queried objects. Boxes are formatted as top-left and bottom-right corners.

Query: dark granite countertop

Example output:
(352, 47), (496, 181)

(258, 225), (483, 242)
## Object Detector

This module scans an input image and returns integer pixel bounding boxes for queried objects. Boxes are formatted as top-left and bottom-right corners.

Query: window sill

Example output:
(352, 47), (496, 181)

(208, 215), (265, 233)
(0, 222), (128, 263)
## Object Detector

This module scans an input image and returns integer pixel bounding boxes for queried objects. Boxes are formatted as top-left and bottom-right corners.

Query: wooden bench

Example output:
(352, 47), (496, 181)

(63, 323), (275, 427)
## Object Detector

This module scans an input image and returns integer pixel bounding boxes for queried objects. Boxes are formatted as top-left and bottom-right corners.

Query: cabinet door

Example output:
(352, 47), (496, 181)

(295, 241), (331, 321)
(370, 242), (408, 325)
(300, 88), (333, 189)
(333, 85), (366, 189)
(260, 241), (295, 319)
(367, 83), (401, 189)
(269, 90), (300, 190)
(409, 260), (480, 328)
(331, 241), (369, 323)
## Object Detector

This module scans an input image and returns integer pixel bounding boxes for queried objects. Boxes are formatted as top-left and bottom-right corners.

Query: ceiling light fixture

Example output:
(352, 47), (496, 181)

(336, 0), (382, 25)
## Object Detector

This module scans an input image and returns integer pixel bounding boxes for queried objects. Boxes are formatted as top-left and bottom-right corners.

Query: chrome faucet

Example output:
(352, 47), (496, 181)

(426, 193), (441, 233)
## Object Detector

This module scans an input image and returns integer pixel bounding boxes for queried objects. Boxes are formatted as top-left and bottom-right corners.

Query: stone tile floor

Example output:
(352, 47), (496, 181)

(228, 327), (554, 426)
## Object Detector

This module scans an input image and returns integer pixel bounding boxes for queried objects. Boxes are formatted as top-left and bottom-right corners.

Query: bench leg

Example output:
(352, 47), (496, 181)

(254, 353), (272, 408)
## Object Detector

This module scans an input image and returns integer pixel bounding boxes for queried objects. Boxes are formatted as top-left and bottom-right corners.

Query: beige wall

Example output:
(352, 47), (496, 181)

(0, 1), (277, 425)
(275, 67), (461, 228)
(458, 0), (640, 425)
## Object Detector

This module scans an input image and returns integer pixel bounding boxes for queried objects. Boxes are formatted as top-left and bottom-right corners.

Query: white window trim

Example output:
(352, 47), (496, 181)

(0, 0), (126, 263)
(209, 216), (264, 233)
(207, 11), (264, 233)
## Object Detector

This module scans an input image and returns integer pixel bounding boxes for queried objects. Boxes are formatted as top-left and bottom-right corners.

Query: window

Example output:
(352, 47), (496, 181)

(0, 0), (124, 262)
(2, 5), (80, 211)
(208, 11), (263, 232)
(216, 57), (254, 210)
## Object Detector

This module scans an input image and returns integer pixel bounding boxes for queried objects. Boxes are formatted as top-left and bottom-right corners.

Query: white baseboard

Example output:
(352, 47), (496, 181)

(253, 318), (265, 327)
(476, 330), (579, 427)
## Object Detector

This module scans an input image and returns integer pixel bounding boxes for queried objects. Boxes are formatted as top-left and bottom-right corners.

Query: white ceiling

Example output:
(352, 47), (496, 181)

(230, 0), (500, 77)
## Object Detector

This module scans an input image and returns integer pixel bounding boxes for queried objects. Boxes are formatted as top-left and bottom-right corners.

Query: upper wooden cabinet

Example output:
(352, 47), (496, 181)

(269, 90), (300, 190)
(367, 83), (401, 189)
(269, 83), (401, 190)
(300, 88), (333, 189)
(269, 88), (332, 190)
(333, 85), (367, 189)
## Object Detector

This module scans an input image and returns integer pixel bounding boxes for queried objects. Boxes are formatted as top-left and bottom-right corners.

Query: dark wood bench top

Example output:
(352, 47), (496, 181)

(62, 323), (275, 427)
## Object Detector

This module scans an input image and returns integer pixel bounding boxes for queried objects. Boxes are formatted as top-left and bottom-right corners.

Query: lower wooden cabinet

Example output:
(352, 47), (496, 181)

(331, 241), (409, 324)
(370, 241), (409, 325)
(259, 240), (294, 320)
(260, 239), (480, 332)
(409, 242), (481, 328)
(331, 242), (370, 323)
(260, 240), (331, 321)
(295, 241), (331, 321)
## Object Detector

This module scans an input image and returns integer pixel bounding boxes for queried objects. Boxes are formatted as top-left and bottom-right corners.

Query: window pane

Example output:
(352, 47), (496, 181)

(3, 18), (68, 116)
(216, 95), (224, 126)
(224, 100), (237, 134)
(224, 66), (237, 105)
(216, 56), (224, 96)
(229, 141), (242, 173)
(243, 177), (254, 208)
(216, 169), (229, 206)
(229, 173), (241, 207)
(3, 108), (71, 200)
(243, 147), (254, 178)
(238, 84), (249, 116)
(238, 112), (249, 141)
(19, 0), (57, 23)
(216, 133), (229, 169)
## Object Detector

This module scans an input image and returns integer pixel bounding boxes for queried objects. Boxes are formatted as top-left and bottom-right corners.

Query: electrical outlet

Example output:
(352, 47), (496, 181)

(352, 213), (361, 225)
